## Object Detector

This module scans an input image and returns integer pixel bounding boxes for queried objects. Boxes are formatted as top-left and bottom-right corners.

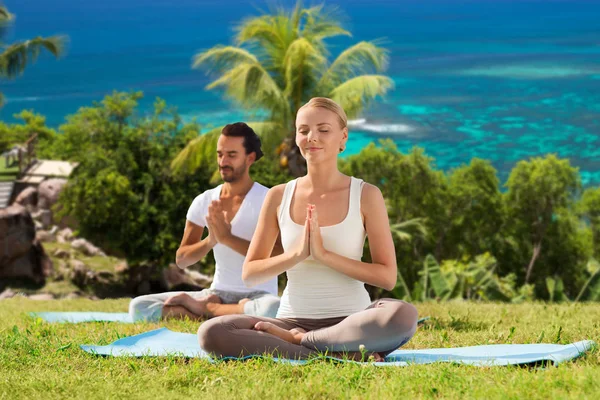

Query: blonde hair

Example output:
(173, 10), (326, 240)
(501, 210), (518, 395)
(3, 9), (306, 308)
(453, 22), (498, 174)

(298, 97), (348, 129)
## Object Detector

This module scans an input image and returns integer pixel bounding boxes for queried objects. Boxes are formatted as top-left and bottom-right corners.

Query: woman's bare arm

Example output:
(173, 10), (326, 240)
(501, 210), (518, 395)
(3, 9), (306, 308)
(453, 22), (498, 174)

(313, 183), (397, 290)
(242, 185), (309, 287)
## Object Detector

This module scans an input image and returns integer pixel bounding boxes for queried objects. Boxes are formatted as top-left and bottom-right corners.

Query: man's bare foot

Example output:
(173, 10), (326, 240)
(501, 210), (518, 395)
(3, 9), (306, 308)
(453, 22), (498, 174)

(164, 292), (193, 307)
(253, 322), (306, 345)
(164, 293), (221, 316)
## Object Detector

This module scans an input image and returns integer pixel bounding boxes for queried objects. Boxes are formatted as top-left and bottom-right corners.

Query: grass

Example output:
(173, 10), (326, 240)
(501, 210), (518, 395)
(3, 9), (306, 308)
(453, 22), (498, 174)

(0, 160), (19, 182)
(6, 242), (128, 298)
(1, 300), (599, 399)
(44, 241), (124, 274)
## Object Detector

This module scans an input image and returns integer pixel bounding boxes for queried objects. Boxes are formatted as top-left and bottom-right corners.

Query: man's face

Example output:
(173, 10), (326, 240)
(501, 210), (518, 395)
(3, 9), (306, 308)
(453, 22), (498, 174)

(216, 135), (252, 182)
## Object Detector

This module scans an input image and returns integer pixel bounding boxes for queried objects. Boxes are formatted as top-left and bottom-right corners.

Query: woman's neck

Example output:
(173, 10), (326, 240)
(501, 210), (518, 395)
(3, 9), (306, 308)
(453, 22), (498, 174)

(304, 159), (344, 191)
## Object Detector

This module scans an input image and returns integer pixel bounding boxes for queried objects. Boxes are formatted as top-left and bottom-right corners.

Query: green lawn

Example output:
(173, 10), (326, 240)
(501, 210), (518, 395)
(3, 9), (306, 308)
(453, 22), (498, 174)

(0, 160), (19, 182)
(1, 299), (599, 399)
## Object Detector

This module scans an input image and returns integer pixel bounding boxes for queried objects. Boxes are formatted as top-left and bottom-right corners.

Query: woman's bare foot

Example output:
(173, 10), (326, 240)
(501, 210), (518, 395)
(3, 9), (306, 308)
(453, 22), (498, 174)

(253, 322), (306, 345)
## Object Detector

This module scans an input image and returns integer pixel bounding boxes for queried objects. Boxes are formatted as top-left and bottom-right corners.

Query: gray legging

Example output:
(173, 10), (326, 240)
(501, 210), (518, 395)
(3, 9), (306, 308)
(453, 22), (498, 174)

(129, 289), (280, 322)
(198, 298), (418, 359)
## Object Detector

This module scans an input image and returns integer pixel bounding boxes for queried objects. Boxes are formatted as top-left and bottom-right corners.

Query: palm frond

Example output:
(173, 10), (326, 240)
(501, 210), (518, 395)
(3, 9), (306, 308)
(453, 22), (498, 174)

(318, 41), (389, 91)
(235, 14), (295, 73)
(0, 6), (13, 23)
(282, 37), (326, 109)
(391, 218), (429, 242)
(0, 35), (67, 78)
(170, 128), (221, 176)
(328, 74), (394, 118)
(206, 62), (290, 121)
(300, 4), (350, 43)
(192, 46), (258, 74)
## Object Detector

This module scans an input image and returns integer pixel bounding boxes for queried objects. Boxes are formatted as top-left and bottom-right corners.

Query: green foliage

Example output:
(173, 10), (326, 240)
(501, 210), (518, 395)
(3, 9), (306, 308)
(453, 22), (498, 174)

(51, 92), (210, 266)
(581, 187), (600, 259)
(395, 253), (531, 303)
(0, 110), (58, 154)
(5, 88), (597, 302)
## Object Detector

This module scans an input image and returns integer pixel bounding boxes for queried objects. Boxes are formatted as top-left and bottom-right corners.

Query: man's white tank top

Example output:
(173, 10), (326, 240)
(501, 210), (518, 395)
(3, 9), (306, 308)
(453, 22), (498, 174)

(276, 177), (372, 319)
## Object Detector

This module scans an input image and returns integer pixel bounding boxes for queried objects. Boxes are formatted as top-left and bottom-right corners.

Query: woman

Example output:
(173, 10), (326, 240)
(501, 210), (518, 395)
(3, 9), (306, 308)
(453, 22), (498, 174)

(198, 97), (418, 360)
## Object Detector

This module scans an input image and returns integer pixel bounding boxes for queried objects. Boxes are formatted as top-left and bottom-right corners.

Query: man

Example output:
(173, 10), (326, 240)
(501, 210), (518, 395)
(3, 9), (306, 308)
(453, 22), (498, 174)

(129, 122), (280, 321)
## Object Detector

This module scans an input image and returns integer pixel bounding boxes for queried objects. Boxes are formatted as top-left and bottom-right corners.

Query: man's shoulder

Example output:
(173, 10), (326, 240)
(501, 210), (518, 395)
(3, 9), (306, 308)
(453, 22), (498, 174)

(190, 185), (222, 206)
(251, 182), (270, 200)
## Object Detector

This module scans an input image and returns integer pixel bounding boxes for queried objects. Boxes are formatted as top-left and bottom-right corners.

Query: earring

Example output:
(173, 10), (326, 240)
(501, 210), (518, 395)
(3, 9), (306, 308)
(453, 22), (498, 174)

(339, 146), (345, 153)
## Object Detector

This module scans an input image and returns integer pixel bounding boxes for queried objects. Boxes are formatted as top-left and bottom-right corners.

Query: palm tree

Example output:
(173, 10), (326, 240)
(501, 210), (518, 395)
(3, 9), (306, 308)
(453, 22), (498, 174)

(0, 5), (67, 107)
(172, 1), (393, 177)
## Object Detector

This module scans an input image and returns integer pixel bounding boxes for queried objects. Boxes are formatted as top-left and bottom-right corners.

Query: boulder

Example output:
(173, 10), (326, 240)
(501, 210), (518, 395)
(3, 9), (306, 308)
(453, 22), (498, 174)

(36, 230), (55, 243)
(0, 288), (16, 300)
(37, 178), (67, 210)
(53, 249), (71, 259)
(0, 205), (53, 283)
(14, 187), (38, 207)
(29, 293), (55, 301)
(163, 263), (213, 290)
(57, 228), (74, 242)
(71, 238), (106, 257)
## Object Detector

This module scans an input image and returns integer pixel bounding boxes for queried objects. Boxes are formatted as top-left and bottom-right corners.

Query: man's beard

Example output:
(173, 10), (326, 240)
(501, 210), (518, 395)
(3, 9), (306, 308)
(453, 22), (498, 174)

(220, 162), (246, 182)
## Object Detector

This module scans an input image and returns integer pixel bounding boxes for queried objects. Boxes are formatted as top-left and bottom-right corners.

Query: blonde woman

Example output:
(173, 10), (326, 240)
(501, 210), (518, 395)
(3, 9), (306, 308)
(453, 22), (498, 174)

(198, 98), (418, 360)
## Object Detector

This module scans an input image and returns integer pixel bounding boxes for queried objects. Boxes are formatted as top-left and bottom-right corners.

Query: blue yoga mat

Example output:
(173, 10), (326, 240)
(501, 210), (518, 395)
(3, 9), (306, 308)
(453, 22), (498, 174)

(31, 312), (133, 323)
(80, 327), (595, 367)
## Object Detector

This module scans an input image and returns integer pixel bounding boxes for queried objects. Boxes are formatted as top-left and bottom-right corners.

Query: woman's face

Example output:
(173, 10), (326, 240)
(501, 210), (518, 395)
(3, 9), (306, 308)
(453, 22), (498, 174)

(295, 106), (348, 163)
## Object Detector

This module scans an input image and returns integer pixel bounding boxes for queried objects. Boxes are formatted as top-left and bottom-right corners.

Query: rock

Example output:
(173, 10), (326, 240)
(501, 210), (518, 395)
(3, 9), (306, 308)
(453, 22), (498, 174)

(69, 259), (89, 287)
(163, 263), (213, 290)
(29, 293), (55, 301)
(136, 280), (151, 295)
(57, 228), (74, 242)
(0, 289), (16, 300)
(71, 238), (106, 257)
(36, 230), (55, 243)
(64, 291), (83, 299)
(14, 187), (38, 207)
(97, 271), (114, 281)
(0, 204), (35, 260)
(37, 178), (67, 210)
(0, 205), (53, 283)
(37, 210), (53, 230)
(53, 249), (70, 259)
(69, 259), (86, 270)
(114, 261), (128, 274)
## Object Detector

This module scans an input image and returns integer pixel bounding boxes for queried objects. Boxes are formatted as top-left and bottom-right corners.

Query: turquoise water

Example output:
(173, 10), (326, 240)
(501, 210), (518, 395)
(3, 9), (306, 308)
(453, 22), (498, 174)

(2, 0), (600, 184)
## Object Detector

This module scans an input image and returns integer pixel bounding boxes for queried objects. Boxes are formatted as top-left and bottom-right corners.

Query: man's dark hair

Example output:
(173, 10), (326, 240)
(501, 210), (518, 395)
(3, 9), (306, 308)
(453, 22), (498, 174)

(221, 122), (263, 161)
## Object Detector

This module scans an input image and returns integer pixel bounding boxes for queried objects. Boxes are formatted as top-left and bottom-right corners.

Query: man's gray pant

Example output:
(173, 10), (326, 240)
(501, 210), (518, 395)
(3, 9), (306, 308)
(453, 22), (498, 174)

(128, 288), (280, 322)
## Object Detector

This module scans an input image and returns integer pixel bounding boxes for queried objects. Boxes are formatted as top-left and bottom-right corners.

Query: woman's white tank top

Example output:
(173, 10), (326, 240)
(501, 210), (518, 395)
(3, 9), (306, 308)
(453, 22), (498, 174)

(276, 177), (372, 319)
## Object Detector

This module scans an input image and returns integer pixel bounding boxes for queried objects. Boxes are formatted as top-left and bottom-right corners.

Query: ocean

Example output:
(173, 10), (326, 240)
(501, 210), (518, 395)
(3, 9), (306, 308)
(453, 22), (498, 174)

(2, 0), (600, 185)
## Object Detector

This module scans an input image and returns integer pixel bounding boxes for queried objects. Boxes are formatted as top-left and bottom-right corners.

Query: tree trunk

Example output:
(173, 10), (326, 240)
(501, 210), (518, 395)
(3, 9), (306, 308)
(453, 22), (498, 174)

(281, 136), (306, 177)
(525, 241), (542, 283)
